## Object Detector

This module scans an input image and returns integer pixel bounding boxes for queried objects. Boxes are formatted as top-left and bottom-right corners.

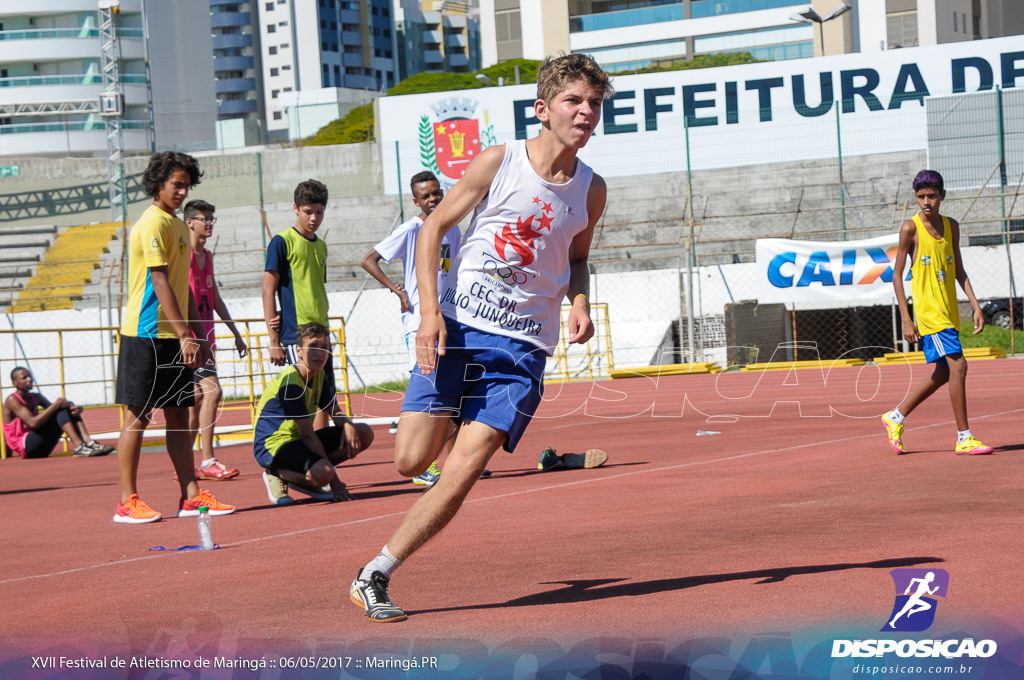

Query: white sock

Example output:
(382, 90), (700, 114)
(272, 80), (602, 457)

(957, 429), (972, 442)
(360, 545), (401, 581)
(888, 409), (905, 424)
(201, 458), (218, 469)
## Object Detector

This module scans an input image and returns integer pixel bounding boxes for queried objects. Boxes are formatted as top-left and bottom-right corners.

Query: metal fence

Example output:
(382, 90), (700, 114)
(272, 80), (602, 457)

(1, 88), (1021, 397)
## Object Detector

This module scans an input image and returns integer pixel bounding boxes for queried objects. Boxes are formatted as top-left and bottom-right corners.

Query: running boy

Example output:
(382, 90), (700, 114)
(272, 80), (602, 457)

(360, 170), (461, 486)
(184, 199), (248, 480)
(114, 151), (235, 524)
(349, 53), (612, 622)
(882, 169), (992, 455)
(263, 179), (332, 429)
(253, 322), (374, 505)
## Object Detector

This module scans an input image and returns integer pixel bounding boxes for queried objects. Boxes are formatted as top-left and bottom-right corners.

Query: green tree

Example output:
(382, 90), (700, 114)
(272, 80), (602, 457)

(629, 52), (762, 74)
(300, 103), (375, 146)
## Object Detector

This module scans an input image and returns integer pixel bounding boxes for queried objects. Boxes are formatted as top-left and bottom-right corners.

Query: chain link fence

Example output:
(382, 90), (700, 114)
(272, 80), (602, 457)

(1, 89), (1021, 404)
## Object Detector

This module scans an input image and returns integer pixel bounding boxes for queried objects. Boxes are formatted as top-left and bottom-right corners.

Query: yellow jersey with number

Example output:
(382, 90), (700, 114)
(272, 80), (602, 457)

(910, 213), (959, 336)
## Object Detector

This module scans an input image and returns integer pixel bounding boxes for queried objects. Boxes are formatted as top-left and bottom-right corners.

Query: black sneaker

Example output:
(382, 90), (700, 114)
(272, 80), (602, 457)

(88, 441), (115, 456)
(73, 443), (93, 457)
(561, 448), (609, 469)
(349, 570), (407, 622)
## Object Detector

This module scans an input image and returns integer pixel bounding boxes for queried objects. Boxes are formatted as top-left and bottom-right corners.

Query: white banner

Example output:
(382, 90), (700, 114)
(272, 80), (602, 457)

(755, 234), (908, 306)
(376, 36), (1024, 194)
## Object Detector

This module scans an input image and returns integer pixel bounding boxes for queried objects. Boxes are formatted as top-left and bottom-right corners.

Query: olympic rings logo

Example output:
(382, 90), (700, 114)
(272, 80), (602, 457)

(484, 259), (527, 285)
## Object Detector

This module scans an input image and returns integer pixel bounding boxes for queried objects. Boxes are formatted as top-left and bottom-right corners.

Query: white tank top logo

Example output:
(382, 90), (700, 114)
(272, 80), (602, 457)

(493, 202), (556, 267)
(439, 140), (594, 352)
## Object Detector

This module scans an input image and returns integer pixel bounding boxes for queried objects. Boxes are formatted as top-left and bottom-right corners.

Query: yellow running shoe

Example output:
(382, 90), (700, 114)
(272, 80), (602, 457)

(955, 436), (993, 455)
(412, 461), (441, 486)
(881, 412), (905, 454)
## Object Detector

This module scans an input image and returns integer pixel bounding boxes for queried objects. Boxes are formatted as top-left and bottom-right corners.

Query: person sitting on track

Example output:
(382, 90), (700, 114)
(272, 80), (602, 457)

(3, 367), (114, 458)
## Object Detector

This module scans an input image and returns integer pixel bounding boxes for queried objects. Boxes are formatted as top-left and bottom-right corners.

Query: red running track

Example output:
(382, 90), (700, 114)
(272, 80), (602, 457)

(1, 359), (1021, 676)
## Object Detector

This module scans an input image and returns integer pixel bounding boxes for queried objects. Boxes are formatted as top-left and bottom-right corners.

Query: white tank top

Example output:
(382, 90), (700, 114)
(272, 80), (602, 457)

(439, 140), (594, 352)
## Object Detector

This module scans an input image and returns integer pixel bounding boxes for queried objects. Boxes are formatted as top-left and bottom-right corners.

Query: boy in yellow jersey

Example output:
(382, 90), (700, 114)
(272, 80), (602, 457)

(882, 170), (992, 456)
(113, 152), (236, 524)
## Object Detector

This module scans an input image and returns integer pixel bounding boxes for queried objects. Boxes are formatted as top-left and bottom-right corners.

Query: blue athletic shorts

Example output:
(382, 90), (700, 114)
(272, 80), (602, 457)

(922, 327), (962, 364)
(402, 318), (547, 452)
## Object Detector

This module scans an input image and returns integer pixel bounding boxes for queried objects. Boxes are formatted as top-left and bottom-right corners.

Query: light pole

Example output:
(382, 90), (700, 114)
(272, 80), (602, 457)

(789, 3), (851, 57)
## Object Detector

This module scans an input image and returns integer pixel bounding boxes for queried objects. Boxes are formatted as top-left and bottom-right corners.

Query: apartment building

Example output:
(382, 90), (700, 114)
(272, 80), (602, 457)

(0, 0), (217, 158)
(393, 0), (481, 80)
(258, 0), (398, 139)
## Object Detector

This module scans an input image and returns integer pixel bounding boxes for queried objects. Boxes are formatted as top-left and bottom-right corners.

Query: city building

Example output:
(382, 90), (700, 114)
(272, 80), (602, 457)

(393, 1), (481, 81)
(210, 0), (265, 147)
(257, 0), (398, 140)
(477, 0), (1024, 72)
(479, 0), (817, 73)
(0, 0), (217, 158)
(856, 0), (1024, 52)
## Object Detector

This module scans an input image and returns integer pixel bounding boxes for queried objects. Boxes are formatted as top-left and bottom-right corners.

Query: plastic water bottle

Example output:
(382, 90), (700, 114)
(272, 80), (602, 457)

(197, 506), (214, 550)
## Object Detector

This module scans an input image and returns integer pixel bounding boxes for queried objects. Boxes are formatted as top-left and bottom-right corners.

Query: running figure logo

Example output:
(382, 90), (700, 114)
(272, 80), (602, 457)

(882, 568), (949, 632)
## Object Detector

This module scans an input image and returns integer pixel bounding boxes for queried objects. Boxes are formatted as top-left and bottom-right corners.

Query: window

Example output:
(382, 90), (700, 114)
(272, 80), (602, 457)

(273, 111), (282, 120)
(269, 45), (277, 54)
(266, 2), (273, 9)
(267, 24), (276, 33)
(270, 67), (279, 76)
(272, 89), (279, 98)
(953, 11), (957, 32)
(282, 64), (291, 70)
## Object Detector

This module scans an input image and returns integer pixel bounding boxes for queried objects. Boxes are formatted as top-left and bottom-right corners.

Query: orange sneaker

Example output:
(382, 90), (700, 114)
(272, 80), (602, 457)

(177, 489), (236, 517)
(113, 494), (163, 524)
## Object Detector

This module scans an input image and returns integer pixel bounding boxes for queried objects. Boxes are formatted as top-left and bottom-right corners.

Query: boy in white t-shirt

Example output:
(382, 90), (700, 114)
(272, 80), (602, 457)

(361, 171), (464, 486)
(361, 171), (460, 371)
(349, 53), (612, 623)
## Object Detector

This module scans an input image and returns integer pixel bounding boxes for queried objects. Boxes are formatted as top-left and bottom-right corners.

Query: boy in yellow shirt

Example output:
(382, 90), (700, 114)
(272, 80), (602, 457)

(882, 170), (992, 455)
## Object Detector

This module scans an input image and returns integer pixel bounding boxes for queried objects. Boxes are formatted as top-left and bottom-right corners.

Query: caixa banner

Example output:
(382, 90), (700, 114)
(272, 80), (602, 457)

(755, 234), (910, 306)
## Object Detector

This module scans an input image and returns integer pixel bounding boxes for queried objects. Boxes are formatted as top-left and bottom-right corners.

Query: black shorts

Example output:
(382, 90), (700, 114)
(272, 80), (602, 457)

(23, 407), (80, 458)
(268, 428), (346, 475)
(193, 366), (218, 382)
(116, 335), (195, 409)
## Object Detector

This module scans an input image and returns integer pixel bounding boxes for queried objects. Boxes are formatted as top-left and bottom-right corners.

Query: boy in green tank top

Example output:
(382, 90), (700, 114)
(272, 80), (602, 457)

(882, 170), (992, 456)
